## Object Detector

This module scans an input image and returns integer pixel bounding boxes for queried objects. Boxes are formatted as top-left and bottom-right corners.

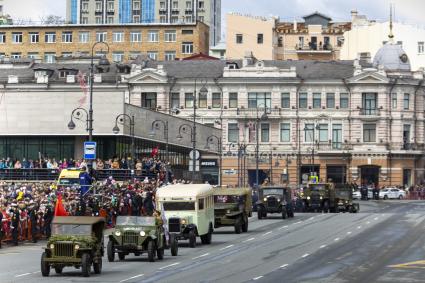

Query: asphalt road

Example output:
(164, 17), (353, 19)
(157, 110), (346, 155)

(1, 200), (425, 283)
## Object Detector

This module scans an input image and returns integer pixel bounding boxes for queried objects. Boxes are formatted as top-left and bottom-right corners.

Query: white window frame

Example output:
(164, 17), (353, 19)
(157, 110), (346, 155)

(45, 32), (56, 43)
(0, 32), (6, 44)
(182, 42), (193, 54)
(418, 41), (424, 54)
(130, 31), (142, 42)
(12, 32), (23, 43)
(165, 51), (176, 61)
(280, 123), (291, 142)
(112, 52), (125, 62)
(29, 32), (39, 43)
(147, 51), (158, 60)
(112, 31), (124, 43)
(96, 32), (107, 42)
(164, 30), (177, 42)
(62, 32), (73, 43)
(148, 30), (159, 42)
(44, 53), (56, 63)
(79, 32), (90, 43)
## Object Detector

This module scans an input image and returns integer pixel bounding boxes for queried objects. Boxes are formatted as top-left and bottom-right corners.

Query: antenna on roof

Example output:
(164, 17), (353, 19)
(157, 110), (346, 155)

(388, 3), (394, 41)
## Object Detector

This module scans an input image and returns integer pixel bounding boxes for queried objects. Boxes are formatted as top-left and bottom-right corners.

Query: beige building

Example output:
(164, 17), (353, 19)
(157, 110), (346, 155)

(0, 22), (209, 62)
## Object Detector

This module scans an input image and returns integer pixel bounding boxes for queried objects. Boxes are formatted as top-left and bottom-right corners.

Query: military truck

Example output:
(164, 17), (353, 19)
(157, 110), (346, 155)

(257, 186), (295, 219)
(334, 184), (359, 213)
(107, 215), (177, 262)
(213, 187), (252, 234)
(41, 216), (105, 277)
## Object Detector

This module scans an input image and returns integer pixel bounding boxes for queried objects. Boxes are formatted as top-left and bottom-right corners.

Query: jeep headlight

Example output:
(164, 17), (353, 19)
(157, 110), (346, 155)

(320, 196), (323, 200)
(181, 219), (187, 225)
(307, 196), (311, 200)
(263, 197), (267, 202)
(74, 244), (80, 250)
(140, 231), (146, 237)
(115, 231), (121, 237)
(49, 244), (54, 249)
(226, 209), (231, 214)
(277, 198), (280, 202)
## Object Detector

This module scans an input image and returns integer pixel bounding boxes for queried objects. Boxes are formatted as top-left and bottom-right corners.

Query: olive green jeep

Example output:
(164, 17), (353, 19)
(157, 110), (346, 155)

(107, 215), (178, 262)
(41, 216), (105, 277)
(213, 187), (252, 234)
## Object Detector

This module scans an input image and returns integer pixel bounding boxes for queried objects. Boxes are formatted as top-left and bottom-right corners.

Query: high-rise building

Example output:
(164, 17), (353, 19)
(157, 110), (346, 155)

(66, 0), (221, 45)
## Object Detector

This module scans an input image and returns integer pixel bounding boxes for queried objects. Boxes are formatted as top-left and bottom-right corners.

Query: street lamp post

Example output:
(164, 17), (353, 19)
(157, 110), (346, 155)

(112, 114), (135, 169)
(176, 123), (195, 181)
(205, 135), (222, 186)
(255, 105), (268, 187)
(150, 120), (169, 162)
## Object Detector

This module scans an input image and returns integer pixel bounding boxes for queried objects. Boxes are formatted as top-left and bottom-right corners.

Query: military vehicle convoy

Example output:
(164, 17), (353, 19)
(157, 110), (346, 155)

(301, 182), (359, 213)
(257, 186), (295, 219)
(213, 187), (252, 234)
(41, 216), (105, 277)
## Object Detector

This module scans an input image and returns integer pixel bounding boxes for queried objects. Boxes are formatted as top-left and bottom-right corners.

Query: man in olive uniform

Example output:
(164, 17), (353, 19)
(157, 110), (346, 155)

(44, 204), (53, 239)
(0, 208), (3, 249)
(29, 202), (38, 243)
(11, 204), (20, 246)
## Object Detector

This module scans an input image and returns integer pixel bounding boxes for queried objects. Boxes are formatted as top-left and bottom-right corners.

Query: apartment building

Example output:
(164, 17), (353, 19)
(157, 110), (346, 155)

(66, 0), (221, 46)
(0, 22), (209, 62)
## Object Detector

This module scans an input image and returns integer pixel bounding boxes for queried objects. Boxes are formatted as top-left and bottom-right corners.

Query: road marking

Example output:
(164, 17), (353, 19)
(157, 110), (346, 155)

(278, 225), (288, 230)
(32, 271), (41, 274)
(119, 274), (144, 282)
(334, 238), (340, 241)
(220, 245), (234, 251)
(319, 245), (327, 249)
(307, 217), (314, 221)
(243, 238), (255, 243)
(301, 253), (309, 258)
(294, 221), (302, 225)
(366, 221), (370, 224)
(280, 264), (289, 268)
(262, 231), (272, 236)
(374, 217), (379, 220)
(347, 231), (352, 235)
(253, 276), (264, 280)
(159, 263), (180, 270)
(192, 253), (210, 260)
(15, 273), (31, 278)
(357, 226), (362, 229)
(389, 260), (425, 269)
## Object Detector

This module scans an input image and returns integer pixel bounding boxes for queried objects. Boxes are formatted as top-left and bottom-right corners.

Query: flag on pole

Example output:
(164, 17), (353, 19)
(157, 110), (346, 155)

(54, 194), (68, 216)
(77, 71), (89, 106)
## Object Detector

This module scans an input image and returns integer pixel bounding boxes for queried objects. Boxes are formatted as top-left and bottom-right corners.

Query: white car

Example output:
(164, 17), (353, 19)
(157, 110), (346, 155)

(379, 188), (406, 200)
(353, 190), (361, 200)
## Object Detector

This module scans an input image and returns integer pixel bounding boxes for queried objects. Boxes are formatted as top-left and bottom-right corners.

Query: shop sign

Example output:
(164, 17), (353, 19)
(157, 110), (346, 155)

(200, 159), (218, 167)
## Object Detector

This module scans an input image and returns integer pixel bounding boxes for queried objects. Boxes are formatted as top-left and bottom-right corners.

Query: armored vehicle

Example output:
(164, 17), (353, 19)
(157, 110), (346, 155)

(107, 215), (177, 262)
(257, 186), (294, 219)
(156, 184), (214, 248)
(334, 184), (359, 213)
(41, 216), (105, 277)
(213, 187), (252, 234)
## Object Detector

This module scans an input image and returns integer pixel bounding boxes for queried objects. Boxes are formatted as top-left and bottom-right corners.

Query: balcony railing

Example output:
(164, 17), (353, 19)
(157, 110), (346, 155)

(295, 43), (333, 52)
(359, 108), (380, 116)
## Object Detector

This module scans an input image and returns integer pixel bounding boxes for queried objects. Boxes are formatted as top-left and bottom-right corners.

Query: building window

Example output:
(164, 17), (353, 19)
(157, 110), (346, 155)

(160, 16), (166, 23)
(313, 93), (321, 109)
(392, 92), (397, 109)
(27, 52), (39, 59)
(129, 51), (141, 59)
(148, 30), (159, 42)
(198, 1), (204, 9)
(304, 124), (314, 142)
(130, 31), (142, 42)
(170, 16), (178, 23)
(171, 92), (180, 109)
(363, 124), (376, 142)
(404, 93), (410, 110)
(419, 42), (424, 54)
(160, 1), (165, 9)
(133, 15), (140, 23)
(108, 1), (115, 11)
(45, 32), (56, 43)
(340, 93), (349, 109)
(212, 93), (221, 108)
(61, 52), (72, 57)
(198, 16), (204, 22)
(229, 93), (238, 108)
(299, 93), (307, 109)
(182, 29), (194, 35)
(185, 93), (194, 108)
(281, 93), (290, 108)
(29, 32), (39, 43)
(133, 1), (140, 10)
(332, 124), (342, 149)
(261, 123), (270, 142)
(228, 123), (239, 143)
(182, 42), (193, 54)
(96, 32), (107, 42)
(82, 2), (89, 11)
(362, 93), (377, 115)
(164, 30), (177, 42)
(236, 34), (243, 44)
(82, 17), (89, 24)
(44, 53), (56, 63)
(185, 1), (191, 9)
(280, 123), (290, 142)
(318, 124), (328, 142)
(95, 16), (102, 24)
(403, 124), (411, 145)
(107, 16), (114, 23)
(326, 93), (335, 109)
(0, 32), (5, 43)
(147, 51), (158, 60)
(198, 91), (207, 108)
(298, 36), (304, 48)
(141, 93), (157, 109)
(172, 1), (178, 9)
(12, 32), (23, 43)
(112, 31), (124, 42)
(79, 32), (90, 43)
(248, 92), (271, 108)
(11, 52), (21, 59)
(95, 1), (102, 11)
(112, 52), (124, 62)
(62, 32), (73, 43)
(165, 51), (176, 61)
(257, 33), (263, 44)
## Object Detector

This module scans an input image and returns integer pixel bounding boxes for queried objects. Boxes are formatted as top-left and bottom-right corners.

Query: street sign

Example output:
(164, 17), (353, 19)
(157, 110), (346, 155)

(188, 160), (200, 172)
(189, 150), (200, 160)
(223, 169), (237, 175)
(84, 142), (97, 160)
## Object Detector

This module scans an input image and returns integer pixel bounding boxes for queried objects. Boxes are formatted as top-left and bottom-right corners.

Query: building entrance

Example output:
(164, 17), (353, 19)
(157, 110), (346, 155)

(360, 166), (380, 187)
(299, 165), (320, 184)
(248, 170), (268, 187)
(327, 166), (346, 184)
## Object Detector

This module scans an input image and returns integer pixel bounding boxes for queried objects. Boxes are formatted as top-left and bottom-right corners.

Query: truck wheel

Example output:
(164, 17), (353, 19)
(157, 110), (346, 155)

(188, 230), (197, 248)
(118, 252), (125, 261)
(257, 207), (263, 220)
(234, 217), (242, 234)
(200, 226), (212, 244)
(54, 266), (63, 274)
(41, 252), (50, 277)
(282, 209), (287, 219)
(93, 259), (102, 274)
(242, 215), (249, 232)
(81, 253), (91, 277)
(323, 201), (329, 213)
(170, 234), (178, 256)
(107, 241), (115, 262)
(148, 240), (156, 262)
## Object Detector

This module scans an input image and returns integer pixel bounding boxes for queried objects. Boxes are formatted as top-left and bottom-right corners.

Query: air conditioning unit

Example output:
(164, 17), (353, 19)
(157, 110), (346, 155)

(8, 75), (18, 84)
(66, 75), (75, 83)
(36, 75), (48, 84)
(94, 74), (102, 83)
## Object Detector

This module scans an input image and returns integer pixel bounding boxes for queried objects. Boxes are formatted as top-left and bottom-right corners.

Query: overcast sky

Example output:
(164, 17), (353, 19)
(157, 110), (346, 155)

(3, 0), (425, 26)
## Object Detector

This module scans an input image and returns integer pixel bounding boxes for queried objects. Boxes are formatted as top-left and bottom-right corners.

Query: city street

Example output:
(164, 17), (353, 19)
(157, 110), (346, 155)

(1, 200), (425, 283)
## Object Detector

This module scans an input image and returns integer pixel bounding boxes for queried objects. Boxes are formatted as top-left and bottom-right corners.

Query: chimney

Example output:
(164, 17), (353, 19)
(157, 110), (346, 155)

(358, 52), (371, 64)
(243, 51), (255, 67)
(351, 10), (358, 22)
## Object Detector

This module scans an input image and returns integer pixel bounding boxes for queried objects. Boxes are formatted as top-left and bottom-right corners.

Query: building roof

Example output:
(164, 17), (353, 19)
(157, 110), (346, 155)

(302, 11), (332, 21)
(182, 53), (220, 61)
(156, 184), (214, 198)
(373, 42), (411, 71)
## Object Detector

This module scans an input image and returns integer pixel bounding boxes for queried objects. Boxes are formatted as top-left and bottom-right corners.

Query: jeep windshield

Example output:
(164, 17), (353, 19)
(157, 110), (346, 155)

(163, 202), (195, 211)
(214, 195), (242, 204)
(52, 224), (91, 236)
(262, 188), (284, 195)
(116, 216), (156, 226)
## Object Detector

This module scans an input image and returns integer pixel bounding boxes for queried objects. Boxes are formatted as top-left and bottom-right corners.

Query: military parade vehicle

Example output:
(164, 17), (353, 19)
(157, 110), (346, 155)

(334, 184), (359, 213)
(156, 184), (214, 248)
(257, 186), (295, 219)
(107, 215), (177, 262)
(213, 187), (252, 234)
(41, 216), (105, 277)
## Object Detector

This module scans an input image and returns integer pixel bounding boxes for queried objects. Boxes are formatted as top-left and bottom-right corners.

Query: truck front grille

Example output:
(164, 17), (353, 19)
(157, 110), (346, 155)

(53, 242), (74, 257)
(123, 231), (138, 245)
(267, 197), (278, 207)
(168, 218), (181, 233)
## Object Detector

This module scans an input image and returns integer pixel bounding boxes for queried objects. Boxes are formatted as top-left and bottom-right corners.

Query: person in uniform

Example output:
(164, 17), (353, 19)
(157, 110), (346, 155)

(0, 207), (3, 249)
(44, 203), (53, 239)
(29, 202), (38, 243)
(11, 203), (20, 246)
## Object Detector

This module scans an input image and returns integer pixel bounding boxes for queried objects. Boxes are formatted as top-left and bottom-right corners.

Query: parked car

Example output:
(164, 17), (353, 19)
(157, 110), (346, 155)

(379, 188), (406, 200)
(353, 190), (361, 200)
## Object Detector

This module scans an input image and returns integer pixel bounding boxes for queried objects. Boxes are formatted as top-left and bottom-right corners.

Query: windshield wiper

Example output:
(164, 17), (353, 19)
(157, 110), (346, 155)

(72, 225), (81, 229)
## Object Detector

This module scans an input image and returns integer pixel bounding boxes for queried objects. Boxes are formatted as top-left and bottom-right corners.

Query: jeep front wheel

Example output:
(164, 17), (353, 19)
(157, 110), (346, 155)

(148, 240), (156, 262)
(157, 241), (164, 260)
(242, 215), (249, 233)
(170, 234), (178, 256)
(234, 217), (242, 234)
(107, 241), (115, 262)
(257, 207), (263, 220)
(41, 252), (50, 277)
(81, 253), (91, 277)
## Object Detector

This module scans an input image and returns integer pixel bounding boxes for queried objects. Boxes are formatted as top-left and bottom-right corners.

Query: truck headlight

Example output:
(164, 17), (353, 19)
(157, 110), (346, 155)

(181, 219), (186, 225)
(49, 244), (54, 249)
(115, 231), (121, 237)
(140, 231), (146, 237)
(263, 197), (267, 202)
(320, 196), (323, 200)
(74, 244), (80, 250)
(307, 196), (311, 200)
(226, 209), (231, 214)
